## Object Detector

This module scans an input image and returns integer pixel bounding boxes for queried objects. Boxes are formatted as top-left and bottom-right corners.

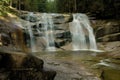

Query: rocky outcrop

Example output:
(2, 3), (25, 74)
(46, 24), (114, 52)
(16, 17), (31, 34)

(97, 33), (120, 42)
(0, 51), (56, 80)
(95, 24), (120, 38)
(94, 21), (120, 42)
(0, 17), (28, 52)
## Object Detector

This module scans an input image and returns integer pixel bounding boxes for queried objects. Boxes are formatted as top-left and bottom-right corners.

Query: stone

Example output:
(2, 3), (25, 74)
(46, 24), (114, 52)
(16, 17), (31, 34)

(95, 23), (120, 42)
(100, 68), (120, 80)
(20, 14), (38, 22)
(97, 33), (120, 42)
(0, 18), (28, 52)
(21, 55), (44, 71)
(96, 24), (120, 38)
(0, 53), (15, 69)
(55, 39), (68, 48)
(55, 31), (72, 39)
(54, 23), (69, 30)
(1, 33), (11, 46)
(8, 69), (56, 80)
(53, 14), (73, 24)
(0, 52), (56, 80)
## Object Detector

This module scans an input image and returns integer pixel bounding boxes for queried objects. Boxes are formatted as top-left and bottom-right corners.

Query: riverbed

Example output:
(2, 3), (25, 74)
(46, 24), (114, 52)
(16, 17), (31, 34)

(34, 50), (120, 80)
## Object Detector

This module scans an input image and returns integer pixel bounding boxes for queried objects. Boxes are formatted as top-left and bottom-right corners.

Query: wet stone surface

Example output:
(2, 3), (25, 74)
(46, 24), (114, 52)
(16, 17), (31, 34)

(0, 51), (56, 80)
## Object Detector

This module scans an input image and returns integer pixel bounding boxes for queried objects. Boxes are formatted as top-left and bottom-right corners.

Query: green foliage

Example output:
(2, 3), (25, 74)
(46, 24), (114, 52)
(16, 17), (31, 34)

(46, 0), (57, 13)
(14, 0), (47, 12)
(0, 0), (10, 16)
(0, 0), (119, 19)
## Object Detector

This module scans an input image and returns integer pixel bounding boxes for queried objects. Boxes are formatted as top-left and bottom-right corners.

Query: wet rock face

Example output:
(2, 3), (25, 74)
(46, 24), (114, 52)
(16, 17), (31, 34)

(0, 18), (28, 52)
(0, 52), (56, 80)
(20, 13), (38, 22)
(20, 12), (73, 24)
(21, 13), (73, 50)
(95, 23), (120, 42)
(53, 14), (73, 24)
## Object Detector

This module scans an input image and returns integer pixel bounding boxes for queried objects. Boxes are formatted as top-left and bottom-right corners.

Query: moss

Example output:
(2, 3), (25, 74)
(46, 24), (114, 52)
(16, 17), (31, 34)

(101, 68), (120, 80)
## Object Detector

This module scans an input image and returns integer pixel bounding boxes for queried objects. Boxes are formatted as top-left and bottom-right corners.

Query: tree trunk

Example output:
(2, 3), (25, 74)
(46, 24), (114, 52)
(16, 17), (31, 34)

(74, 0), (77, 12)
(18, 0), (21, 10)
(10, 0), (12, 7)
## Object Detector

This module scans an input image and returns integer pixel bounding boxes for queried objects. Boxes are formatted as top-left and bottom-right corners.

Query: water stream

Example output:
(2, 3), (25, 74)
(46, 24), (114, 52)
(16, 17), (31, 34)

(26, 13), (97, 52)
(69, 14), (97, 51)
(42, 13), (56, 51)
(26, 12), (36, 52)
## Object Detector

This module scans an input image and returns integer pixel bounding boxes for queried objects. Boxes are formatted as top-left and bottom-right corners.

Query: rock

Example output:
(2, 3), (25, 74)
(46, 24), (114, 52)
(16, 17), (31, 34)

(20, 13), (38, 22)
(94, 21), (120, 42)
(55, 39), (68, 48)
(97, 33), (120, 42)
(8, 69), (56, 80)
(21, 55), (44, 70)
(95, 27), (105, 38)
(54, 31), (72, 48)
(100, 68), (120, 80)
(0, 53), (15, 69)
(35, 37), (47, 50)
(54, 23), (69, 30)
(96, 24), (120, 38)
(0, 52), (56, 80)
(23, 31), (31, 47)
(1, 33), (11, 46)
(55, 31), (72, 39)
(0, 17), (28, 52)
(53, 14), (73, 24)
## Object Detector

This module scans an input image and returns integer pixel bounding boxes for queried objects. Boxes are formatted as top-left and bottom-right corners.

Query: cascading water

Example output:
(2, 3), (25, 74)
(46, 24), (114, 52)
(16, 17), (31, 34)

(26, 12), (36, 52)
(69, 13), (97, 51)
(36, 21), (41, 36)
(24, 12), (97, 52)
(42, 13), (56, 51)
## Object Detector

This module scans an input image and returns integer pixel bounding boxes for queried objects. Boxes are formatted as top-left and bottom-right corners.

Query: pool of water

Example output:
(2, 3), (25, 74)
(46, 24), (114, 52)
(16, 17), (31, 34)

(33, 50), (120, 80)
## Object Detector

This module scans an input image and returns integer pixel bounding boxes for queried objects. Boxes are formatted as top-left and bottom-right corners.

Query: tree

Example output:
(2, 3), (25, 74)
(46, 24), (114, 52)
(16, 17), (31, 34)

(46, 0), (57, 13)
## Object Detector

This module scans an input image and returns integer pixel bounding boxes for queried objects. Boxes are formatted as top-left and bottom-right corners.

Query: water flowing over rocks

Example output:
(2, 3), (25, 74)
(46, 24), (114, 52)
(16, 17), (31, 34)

(0, 11), (120, 80)
(19, 12), (97, 52)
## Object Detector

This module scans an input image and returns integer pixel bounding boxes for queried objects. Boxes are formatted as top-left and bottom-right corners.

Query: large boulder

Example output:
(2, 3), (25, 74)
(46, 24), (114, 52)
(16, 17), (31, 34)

(0, 52), (56, 80)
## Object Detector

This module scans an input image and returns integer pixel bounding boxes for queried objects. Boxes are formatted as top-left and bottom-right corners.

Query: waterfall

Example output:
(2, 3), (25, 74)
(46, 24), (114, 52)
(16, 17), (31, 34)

(69, 13), (97, 51)
(24, 12), (97, 52)
(42, 13), (56, 51)
(26, 12), (36, 52)
(36, 21), (41, 36)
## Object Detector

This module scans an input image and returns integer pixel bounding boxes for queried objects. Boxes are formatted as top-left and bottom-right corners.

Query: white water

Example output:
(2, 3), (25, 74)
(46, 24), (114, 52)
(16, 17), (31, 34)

(26, 13), (97, 52)
(42, 13), (56, 51)
(36, 21), (42, 36)
(26, 12), (36, 52)
(69, 13), (97, 51)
